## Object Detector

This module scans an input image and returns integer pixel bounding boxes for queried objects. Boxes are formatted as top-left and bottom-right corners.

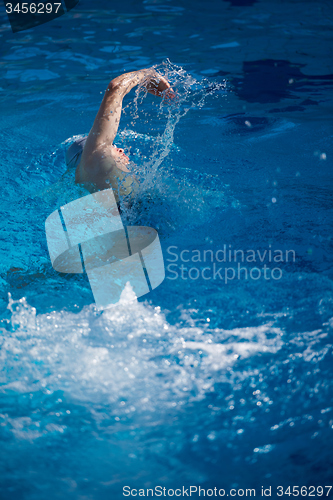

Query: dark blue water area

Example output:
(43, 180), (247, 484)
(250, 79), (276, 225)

(0, 0), (333, 498)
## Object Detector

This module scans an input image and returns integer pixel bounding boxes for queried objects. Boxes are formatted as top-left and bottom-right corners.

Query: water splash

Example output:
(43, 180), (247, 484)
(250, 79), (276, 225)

(0, 290), (283, 417)
(122, 59), (227, 191)
(7, 293), (36, 333)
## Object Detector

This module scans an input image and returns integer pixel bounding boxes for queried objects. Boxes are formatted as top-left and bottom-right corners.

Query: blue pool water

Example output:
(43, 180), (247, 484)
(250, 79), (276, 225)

(0, 0), (333, 498)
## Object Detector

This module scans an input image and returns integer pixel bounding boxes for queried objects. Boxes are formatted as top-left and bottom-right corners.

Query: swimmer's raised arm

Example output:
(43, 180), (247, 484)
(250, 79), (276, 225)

(80, 69), (172, 161)
(76, 68), (173, 195)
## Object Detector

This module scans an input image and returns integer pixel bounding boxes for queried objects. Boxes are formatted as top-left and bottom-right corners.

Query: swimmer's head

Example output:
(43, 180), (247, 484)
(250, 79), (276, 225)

(112, 144), (130, 167)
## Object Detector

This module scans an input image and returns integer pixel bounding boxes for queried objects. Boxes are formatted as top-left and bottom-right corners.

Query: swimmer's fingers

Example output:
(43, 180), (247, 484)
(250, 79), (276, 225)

(147, 83), (178, 101)
(162, 87), (178, 101)
(145, 72), (172, 97)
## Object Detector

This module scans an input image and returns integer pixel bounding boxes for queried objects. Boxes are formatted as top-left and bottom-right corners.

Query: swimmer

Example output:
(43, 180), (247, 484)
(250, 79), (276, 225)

(65, 68), (174, 204)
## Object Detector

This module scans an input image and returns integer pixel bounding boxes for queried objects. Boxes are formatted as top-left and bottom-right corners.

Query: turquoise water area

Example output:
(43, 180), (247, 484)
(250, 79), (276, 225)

(0, 0), (332, 498)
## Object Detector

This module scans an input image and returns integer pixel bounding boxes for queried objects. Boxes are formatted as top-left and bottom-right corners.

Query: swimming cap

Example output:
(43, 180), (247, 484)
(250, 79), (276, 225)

(65, 136), (87, 168)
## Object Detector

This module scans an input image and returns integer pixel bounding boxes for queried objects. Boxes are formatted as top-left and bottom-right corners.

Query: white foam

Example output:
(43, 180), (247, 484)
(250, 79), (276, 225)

(1, 293), (284, 417)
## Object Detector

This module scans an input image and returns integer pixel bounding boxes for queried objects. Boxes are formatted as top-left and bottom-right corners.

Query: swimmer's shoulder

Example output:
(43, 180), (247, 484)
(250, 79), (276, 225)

(75, 146), (140, 201)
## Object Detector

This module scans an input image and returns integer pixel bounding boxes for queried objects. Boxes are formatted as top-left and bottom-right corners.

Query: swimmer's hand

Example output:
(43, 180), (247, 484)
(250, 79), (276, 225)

(144, 70), (176, 100)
